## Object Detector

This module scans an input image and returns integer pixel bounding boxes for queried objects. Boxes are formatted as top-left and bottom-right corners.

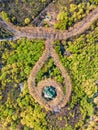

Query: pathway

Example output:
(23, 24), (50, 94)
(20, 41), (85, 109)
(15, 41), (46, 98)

(28, 40), (72, 111)
(0, 7), (98, 111)
(0, 7), (98, 41)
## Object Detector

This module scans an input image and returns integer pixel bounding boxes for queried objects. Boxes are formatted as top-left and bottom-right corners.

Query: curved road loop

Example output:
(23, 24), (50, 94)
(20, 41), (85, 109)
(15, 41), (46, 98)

(0, 7), (98, 111)
(28, 40), (72, 111)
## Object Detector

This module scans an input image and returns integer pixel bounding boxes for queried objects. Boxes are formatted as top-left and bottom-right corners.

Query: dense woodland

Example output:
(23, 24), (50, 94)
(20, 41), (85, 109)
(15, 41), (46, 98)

(54, 1), (97, 30)
(0, 0), (98, 130)
(0, 25), (98, 129)
(0, 25), (13, 39)
(0, 0), (52, 26)
(0, 0), (98, 26)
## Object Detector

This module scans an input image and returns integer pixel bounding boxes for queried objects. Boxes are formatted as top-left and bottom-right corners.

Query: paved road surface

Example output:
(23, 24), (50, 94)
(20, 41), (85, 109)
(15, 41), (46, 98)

(0, 7), (98, 41)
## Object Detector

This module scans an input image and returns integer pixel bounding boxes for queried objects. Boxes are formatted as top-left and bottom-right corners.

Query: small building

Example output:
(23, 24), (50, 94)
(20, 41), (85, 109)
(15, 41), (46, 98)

(43, 86), (57, 100)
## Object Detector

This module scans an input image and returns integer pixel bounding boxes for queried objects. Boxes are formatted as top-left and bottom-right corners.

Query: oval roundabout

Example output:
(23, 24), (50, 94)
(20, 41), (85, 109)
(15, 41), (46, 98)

(36, 79), (64, 110)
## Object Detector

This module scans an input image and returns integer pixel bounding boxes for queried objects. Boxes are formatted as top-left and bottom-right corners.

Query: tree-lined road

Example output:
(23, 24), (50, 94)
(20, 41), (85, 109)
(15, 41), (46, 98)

(0, 6), (98, 111)
(28, 40), (72, 111)
(0, 6), (98, 41)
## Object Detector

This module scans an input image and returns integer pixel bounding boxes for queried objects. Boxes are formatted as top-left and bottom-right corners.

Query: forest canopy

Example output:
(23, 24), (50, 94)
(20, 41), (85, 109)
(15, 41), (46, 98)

(0, 25), (98, 129)
(0, 0), (98, 129)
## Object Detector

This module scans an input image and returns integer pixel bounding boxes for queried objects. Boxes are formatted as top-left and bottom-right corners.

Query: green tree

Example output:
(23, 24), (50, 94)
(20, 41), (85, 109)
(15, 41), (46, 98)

(54, 11), (69, 30)
(1, 11), (9, 22)
(24, 18), (31, 25)
(80, 97), (94, 118)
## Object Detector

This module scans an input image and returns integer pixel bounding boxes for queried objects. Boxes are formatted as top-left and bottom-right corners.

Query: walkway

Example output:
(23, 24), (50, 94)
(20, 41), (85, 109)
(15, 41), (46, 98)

(0, 7), (98, 41)
(28, 40), (72, 111)
(0, 7), (98, 111)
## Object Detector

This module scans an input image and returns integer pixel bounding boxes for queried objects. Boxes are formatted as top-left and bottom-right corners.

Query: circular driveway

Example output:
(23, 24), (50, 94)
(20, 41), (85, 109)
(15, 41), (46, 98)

(36, 78), (64, 110)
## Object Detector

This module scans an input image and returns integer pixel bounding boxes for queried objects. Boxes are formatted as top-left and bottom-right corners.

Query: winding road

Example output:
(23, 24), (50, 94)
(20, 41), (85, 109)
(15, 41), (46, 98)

(0, 7), (98, 111)
(0, 6), (98, 41)
(28, 40), (72, 111)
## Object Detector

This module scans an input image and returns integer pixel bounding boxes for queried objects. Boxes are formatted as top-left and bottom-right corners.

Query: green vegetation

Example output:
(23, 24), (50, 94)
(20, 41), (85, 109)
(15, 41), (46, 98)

(0, 39), (47, 130)
(0, 0), (52, 26)
(90, 0), (98, 4)
(35, 58), (66, 94)
(0, 25), (13, 39)
(0, 25), (98, 129)
(0, 0), (98, 129)
(35, 58), (64, 83)
(0, 11), (10, 22)
(54, 1), (96, 30)
(47, 25), (98, 129)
